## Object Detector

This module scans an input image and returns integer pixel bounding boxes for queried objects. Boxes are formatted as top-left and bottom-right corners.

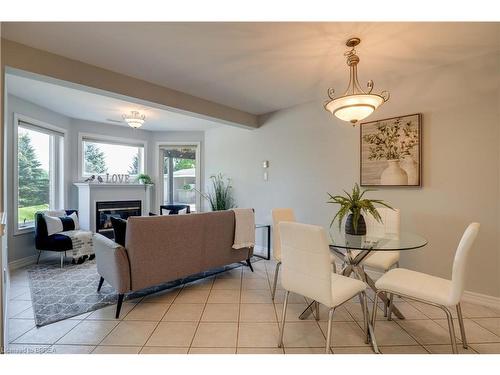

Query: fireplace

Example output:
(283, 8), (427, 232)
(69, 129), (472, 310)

(96, 200), (142, 239)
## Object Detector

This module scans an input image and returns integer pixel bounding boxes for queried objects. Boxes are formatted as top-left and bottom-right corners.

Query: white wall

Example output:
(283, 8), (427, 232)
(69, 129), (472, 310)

(5, 95), (205, 263)
(205, 52), (500, 298)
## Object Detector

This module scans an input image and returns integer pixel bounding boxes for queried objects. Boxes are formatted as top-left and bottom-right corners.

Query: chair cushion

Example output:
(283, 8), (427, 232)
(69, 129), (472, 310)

(110, 217), (127, 247)
(331, 273), (366, 307)
(375, 268), (454, 306)
(37, 233), (73, 252)
(361, 251), (399, 271)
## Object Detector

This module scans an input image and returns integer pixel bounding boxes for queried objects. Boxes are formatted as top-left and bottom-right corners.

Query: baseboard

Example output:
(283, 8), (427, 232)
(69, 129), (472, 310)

(345, 266), (500, 310)
(462, 290), (500, 310)
(8, 254), (38, 270)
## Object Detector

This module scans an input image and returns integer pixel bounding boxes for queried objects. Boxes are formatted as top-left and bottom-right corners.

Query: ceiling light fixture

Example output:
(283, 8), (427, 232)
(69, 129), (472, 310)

(123, 111), (146, 129)
(324, 37), (389, 125)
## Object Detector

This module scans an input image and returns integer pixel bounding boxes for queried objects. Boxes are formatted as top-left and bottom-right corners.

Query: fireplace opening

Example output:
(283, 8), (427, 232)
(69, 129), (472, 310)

(96, 200), (142, 239)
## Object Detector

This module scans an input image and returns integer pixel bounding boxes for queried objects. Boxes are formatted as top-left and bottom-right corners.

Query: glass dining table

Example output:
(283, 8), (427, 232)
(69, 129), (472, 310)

(298, 228), (428, 353)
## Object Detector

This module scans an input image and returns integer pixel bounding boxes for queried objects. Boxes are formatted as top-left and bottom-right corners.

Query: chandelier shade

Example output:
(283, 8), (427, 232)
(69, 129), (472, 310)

(324, 38), (389, 125)
(123, 111), (146, 129)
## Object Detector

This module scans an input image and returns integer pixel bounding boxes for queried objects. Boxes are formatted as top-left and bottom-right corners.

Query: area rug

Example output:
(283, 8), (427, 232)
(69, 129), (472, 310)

(27, 258), (259, 327)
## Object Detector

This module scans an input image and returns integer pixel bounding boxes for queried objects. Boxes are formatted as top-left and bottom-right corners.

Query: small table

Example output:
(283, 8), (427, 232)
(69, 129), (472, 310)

(254, 224), (271, 260)
(299, 229), (428, 353)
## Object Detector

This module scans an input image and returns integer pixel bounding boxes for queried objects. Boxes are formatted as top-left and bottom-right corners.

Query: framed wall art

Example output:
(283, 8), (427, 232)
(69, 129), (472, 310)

(360, 113), (422, 187)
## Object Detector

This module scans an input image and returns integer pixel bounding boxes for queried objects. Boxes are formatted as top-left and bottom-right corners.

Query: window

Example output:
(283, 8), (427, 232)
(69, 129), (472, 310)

(160, 144), (200, 212)
(15, 118), (64, 232)
(81, 136), (145, 178)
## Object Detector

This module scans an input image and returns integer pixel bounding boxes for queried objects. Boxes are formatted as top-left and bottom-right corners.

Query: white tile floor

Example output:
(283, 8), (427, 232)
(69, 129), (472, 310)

(5, 259), (500, 354)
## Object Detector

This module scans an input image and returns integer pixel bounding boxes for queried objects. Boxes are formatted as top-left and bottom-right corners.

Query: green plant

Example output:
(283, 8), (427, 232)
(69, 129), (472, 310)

(137, 173), (153, 184)
(327, 183), (393, 232)
(182, 184), (192, 190)
(362, 117), (418, 160)
(194, 173), (235, 211)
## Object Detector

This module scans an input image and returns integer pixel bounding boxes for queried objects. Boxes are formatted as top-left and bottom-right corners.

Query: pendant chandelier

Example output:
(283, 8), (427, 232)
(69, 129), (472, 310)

(123, 111), (146, 129)
(324, 38), (389, 125)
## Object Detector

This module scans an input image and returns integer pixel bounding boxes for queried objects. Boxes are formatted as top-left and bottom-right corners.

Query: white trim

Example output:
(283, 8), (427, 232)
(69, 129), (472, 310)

(77, 132), (148, 179)
(359, 268), (500, 310)
(8, 254), (38, 271)
(462, 290), (500, 310)
(13, 113), (67, 235)
(155, 141), (201, 214)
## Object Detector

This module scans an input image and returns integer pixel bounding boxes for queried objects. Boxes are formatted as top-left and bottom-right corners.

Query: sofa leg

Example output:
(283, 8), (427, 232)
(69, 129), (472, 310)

(246, 258), (254, 272)
(116, 294), (124, 319)
(97, 277), (105, 292)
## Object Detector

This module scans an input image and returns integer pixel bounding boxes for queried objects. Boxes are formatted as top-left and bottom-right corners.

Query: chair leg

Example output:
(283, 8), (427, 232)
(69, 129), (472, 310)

(314, 301), (320, 321)
(115, 294), (125, 319)
(278, 291), (289, 348)
(325, 308), (335, 354)
(456, 303), (468, 349)
(271, 262), (281, 301)
(361, 292), (370, 344)
(36, 250), (42, 264)
(387, 293), (394, 321)
(383, 296), (388, 317)
(443, 307), (459, 354)
(60, 252), (64, 268)
(246, 258), (254, 272)
(371, 292), (379, 329)
(97, 277), (105, 292)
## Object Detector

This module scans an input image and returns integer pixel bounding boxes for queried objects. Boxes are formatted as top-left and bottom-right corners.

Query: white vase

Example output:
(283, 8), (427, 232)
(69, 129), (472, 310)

(401, 157), (419, 185)
(380, 160), (408, 185)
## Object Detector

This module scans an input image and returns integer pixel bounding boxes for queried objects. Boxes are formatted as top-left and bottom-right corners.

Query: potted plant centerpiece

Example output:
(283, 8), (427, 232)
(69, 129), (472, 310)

(328, 183), (393, 235)
(194, 173), (236, 211)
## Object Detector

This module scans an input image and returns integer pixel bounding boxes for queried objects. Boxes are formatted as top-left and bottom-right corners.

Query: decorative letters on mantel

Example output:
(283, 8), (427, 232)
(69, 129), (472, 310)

(105, 173), (130, 183)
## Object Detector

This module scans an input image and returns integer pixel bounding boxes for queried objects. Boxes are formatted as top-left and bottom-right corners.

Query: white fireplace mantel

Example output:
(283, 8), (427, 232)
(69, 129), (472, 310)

(74, 182), (153, 232)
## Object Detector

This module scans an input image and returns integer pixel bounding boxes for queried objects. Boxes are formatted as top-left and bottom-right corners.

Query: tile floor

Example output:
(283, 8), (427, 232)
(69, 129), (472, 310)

(5, 259), (500, 354)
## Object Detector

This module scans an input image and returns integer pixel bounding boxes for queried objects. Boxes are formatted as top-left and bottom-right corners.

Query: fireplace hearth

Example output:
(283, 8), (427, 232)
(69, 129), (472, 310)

(96, 200), (141, 239)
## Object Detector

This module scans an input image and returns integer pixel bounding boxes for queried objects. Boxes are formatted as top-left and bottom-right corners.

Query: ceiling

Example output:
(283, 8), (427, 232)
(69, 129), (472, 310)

(2, 22), (499, 115)
(6, 73), (222, 131)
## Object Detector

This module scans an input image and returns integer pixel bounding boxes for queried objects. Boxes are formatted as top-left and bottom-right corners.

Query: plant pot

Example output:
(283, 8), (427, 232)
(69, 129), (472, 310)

(380, 159), (408, 185)
(345, 213), (366, 235)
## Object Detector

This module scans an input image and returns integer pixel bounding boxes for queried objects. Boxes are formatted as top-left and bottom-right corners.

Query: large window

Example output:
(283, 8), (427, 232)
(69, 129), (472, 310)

(81, 136), (145, 178)
(15, 118), (64, 231)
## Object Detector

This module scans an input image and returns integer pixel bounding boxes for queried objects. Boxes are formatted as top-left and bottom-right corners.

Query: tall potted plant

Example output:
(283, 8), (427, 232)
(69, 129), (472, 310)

(195, 173), (236, 211)
(328, 183), (393, 235)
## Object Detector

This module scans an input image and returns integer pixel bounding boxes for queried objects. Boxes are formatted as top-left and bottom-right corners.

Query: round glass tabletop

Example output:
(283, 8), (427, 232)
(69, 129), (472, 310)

(329, 229), (428, 251)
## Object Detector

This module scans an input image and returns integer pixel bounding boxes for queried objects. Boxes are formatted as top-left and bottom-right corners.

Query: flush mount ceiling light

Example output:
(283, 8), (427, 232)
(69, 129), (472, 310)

(122, 111), (146, 129)
(324, 37), (389, 125)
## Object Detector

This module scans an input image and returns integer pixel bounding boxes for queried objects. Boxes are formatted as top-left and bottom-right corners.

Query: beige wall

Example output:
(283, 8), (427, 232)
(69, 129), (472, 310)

(205, 52), (500, 297)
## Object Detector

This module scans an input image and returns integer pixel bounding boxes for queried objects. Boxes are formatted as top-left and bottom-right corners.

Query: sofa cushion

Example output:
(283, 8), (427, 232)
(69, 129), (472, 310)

(111, 217), (127, 247)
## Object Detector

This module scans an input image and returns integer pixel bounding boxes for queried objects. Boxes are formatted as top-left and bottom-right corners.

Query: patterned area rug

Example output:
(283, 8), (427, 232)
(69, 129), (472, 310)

(27, 258), (257, 327)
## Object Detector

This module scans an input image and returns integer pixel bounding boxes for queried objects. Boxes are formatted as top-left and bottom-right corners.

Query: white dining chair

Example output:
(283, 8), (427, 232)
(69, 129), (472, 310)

(372, 223), (480, 354)
(352, 208), (400, 316)
(271, 208), (296, 301)
(277, 222), (368, 354)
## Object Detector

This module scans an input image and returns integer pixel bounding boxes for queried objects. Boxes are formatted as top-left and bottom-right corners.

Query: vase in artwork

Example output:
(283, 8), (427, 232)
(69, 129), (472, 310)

(380, 159), (408, 185)
(400, 157), (419, 185)
(345, 213), (366, 235)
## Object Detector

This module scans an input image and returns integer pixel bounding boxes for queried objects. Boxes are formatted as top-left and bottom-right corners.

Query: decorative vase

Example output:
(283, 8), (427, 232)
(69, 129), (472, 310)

(345, 213), (366, 235)
(400, 157), (419, 185)
(380, 159), (408, 185)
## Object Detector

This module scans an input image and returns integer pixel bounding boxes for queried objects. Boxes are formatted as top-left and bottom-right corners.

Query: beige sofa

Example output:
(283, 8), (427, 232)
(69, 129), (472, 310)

(94, 210), (254, 317)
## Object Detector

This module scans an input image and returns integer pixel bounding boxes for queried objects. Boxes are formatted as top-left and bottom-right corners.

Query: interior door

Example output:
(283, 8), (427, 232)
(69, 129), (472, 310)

(159, 145), (200, 213)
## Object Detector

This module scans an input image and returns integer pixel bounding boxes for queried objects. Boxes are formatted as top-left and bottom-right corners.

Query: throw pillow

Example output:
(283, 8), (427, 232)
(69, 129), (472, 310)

(178, 208), (188, 215)
(110, 217), (127, 247)
(44, 215), (64, 236)
(161, 209), (171, 216)
(68, 212), (80, 230)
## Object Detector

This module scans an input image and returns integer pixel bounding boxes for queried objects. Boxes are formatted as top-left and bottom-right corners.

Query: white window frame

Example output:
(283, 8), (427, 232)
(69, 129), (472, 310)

(13, 113), (66, 235)
(155, 142), (201, 213)
(78, 132), (147, 180)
